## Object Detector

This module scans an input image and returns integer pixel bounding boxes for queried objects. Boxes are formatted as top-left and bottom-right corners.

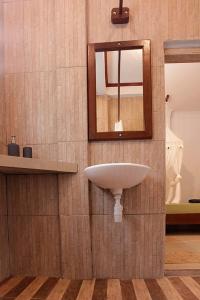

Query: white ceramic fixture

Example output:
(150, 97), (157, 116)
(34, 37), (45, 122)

(84, 163), (151, 222)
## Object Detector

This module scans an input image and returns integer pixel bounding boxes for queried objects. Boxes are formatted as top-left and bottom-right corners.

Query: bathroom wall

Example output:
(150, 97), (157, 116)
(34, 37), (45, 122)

(88, 0), (166, 279)
(0, 2), (10, 282)
(55, 0), (92, 279)
(2, 0), (62, 277)
(7, 175), (61, 276)
(2, 0), (92, 279)
(0, 175), (10, 281)
(1, 0), (200, 280)
(0, 1), (5, 151)
(88, 0), (200, 278)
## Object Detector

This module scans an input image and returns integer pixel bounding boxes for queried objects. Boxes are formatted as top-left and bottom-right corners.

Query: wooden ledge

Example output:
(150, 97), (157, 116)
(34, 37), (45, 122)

(0, 155), (78, 175)
(165, 47), (200, 63)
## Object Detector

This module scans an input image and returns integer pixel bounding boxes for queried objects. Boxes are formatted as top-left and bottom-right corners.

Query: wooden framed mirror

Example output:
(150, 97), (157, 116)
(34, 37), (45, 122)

(87, 40), (152, 141)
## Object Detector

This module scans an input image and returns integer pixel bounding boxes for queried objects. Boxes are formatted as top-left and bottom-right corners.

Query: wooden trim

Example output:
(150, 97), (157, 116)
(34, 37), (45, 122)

(104, 52), (143, 87)
(117, 49), (121, 121)
(165, 267), (200, 277)
(166, 213), (200, 225)
(165, 47), (200, 63)
(106, 82), (143, 87)
(104, 51), (109, 87)
(87, 40), (152, 141)
(0, 155), (78, 174)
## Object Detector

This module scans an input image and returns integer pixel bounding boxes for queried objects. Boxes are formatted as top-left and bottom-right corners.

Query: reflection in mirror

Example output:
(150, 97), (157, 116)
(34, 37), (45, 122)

(96, 49), (145, 133)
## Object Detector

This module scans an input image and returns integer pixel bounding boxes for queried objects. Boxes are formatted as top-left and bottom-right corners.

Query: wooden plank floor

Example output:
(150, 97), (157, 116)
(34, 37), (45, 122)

(1, 276), (200, 299)
(166, 234), (200, 264)
(165, 234), (200, 276)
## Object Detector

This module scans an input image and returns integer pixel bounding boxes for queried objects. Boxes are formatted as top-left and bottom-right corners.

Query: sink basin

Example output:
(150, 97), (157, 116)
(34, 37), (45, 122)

(84, 163), (151, 222)
(84, 163), (151, 190)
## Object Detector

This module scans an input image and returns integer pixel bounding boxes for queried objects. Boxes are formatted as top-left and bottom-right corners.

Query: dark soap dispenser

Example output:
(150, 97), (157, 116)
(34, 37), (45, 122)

(8, 136), (20, 157)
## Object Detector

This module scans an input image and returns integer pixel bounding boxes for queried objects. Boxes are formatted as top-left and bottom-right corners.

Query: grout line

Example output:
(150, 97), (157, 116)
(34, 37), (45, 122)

(3, 66), (87, 76)
(7, 215), (60, 217)
(91, 212), (166, 216)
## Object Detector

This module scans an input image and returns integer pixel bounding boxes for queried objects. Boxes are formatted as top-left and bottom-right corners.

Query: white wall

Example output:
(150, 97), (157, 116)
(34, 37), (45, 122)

(165, 63), (200, 202)
(165, 63), (200, 111)
(96, 50), (143, 96)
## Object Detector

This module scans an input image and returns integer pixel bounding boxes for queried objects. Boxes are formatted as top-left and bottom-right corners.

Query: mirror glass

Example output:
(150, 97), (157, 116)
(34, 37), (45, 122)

(95, 49), (145, 133)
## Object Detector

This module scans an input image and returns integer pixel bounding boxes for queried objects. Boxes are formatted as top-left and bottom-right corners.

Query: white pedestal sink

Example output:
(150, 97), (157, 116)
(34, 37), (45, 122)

(84, 163), (151, 222)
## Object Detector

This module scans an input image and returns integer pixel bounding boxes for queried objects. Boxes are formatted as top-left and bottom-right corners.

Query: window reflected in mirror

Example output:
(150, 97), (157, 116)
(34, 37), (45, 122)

(87, 40), (152, 141)
(95, 49), (145, 133)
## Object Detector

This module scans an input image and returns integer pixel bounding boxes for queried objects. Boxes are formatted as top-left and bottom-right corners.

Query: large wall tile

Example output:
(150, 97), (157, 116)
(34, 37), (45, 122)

(23, 0), (56, 72)
(7, 175), (58, 216)
(0, 216), (10, 281)
(5, 72), (57, 145)
(168, 0), (200, 40)
(3, 0), (56, 73)
(58, 142), (89, 215)
(59, 173), (89, 215)
(56, 67), (88, 142)
(60, 215), (92, 279)
(55, 0), (87, 67)
(0, 175), (7, 216)
(8, 216), (61, 276)
(92, 214), (165, 279)
(3, 0), (24, 73)
(92, 214), (124, 279)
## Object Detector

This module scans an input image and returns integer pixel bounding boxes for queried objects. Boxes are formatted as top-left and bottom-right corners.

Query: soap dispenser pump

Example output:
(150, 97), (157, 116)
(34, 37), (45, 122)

(8, 136), (20, 157)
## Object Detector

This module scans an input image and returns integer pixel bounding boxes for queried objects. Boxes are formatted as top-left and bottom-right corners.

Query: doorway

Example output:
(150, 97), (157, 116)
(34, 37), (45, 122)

(164, 40), (200, 274)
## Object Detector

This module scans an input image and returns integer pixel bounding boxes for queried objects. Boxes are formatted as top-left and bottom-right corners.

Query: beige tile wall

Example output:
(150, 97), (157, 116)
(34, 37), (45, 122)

(1, 0), (200, 280)
(2, 0), (92, 279)
(0, 2), (10, 282)
(87, 0), (200, 279)
(7, 174), (61, 276)
(0, 175), (9, 281)
(2, 0), (62, 278)
(55, 0), (92, 278)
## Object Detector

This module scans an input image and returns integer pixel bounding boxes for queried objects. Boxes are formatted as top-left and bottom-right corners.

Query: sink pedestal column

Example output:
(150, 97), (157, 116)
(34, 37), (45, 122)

(111, 188), (123, 223)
